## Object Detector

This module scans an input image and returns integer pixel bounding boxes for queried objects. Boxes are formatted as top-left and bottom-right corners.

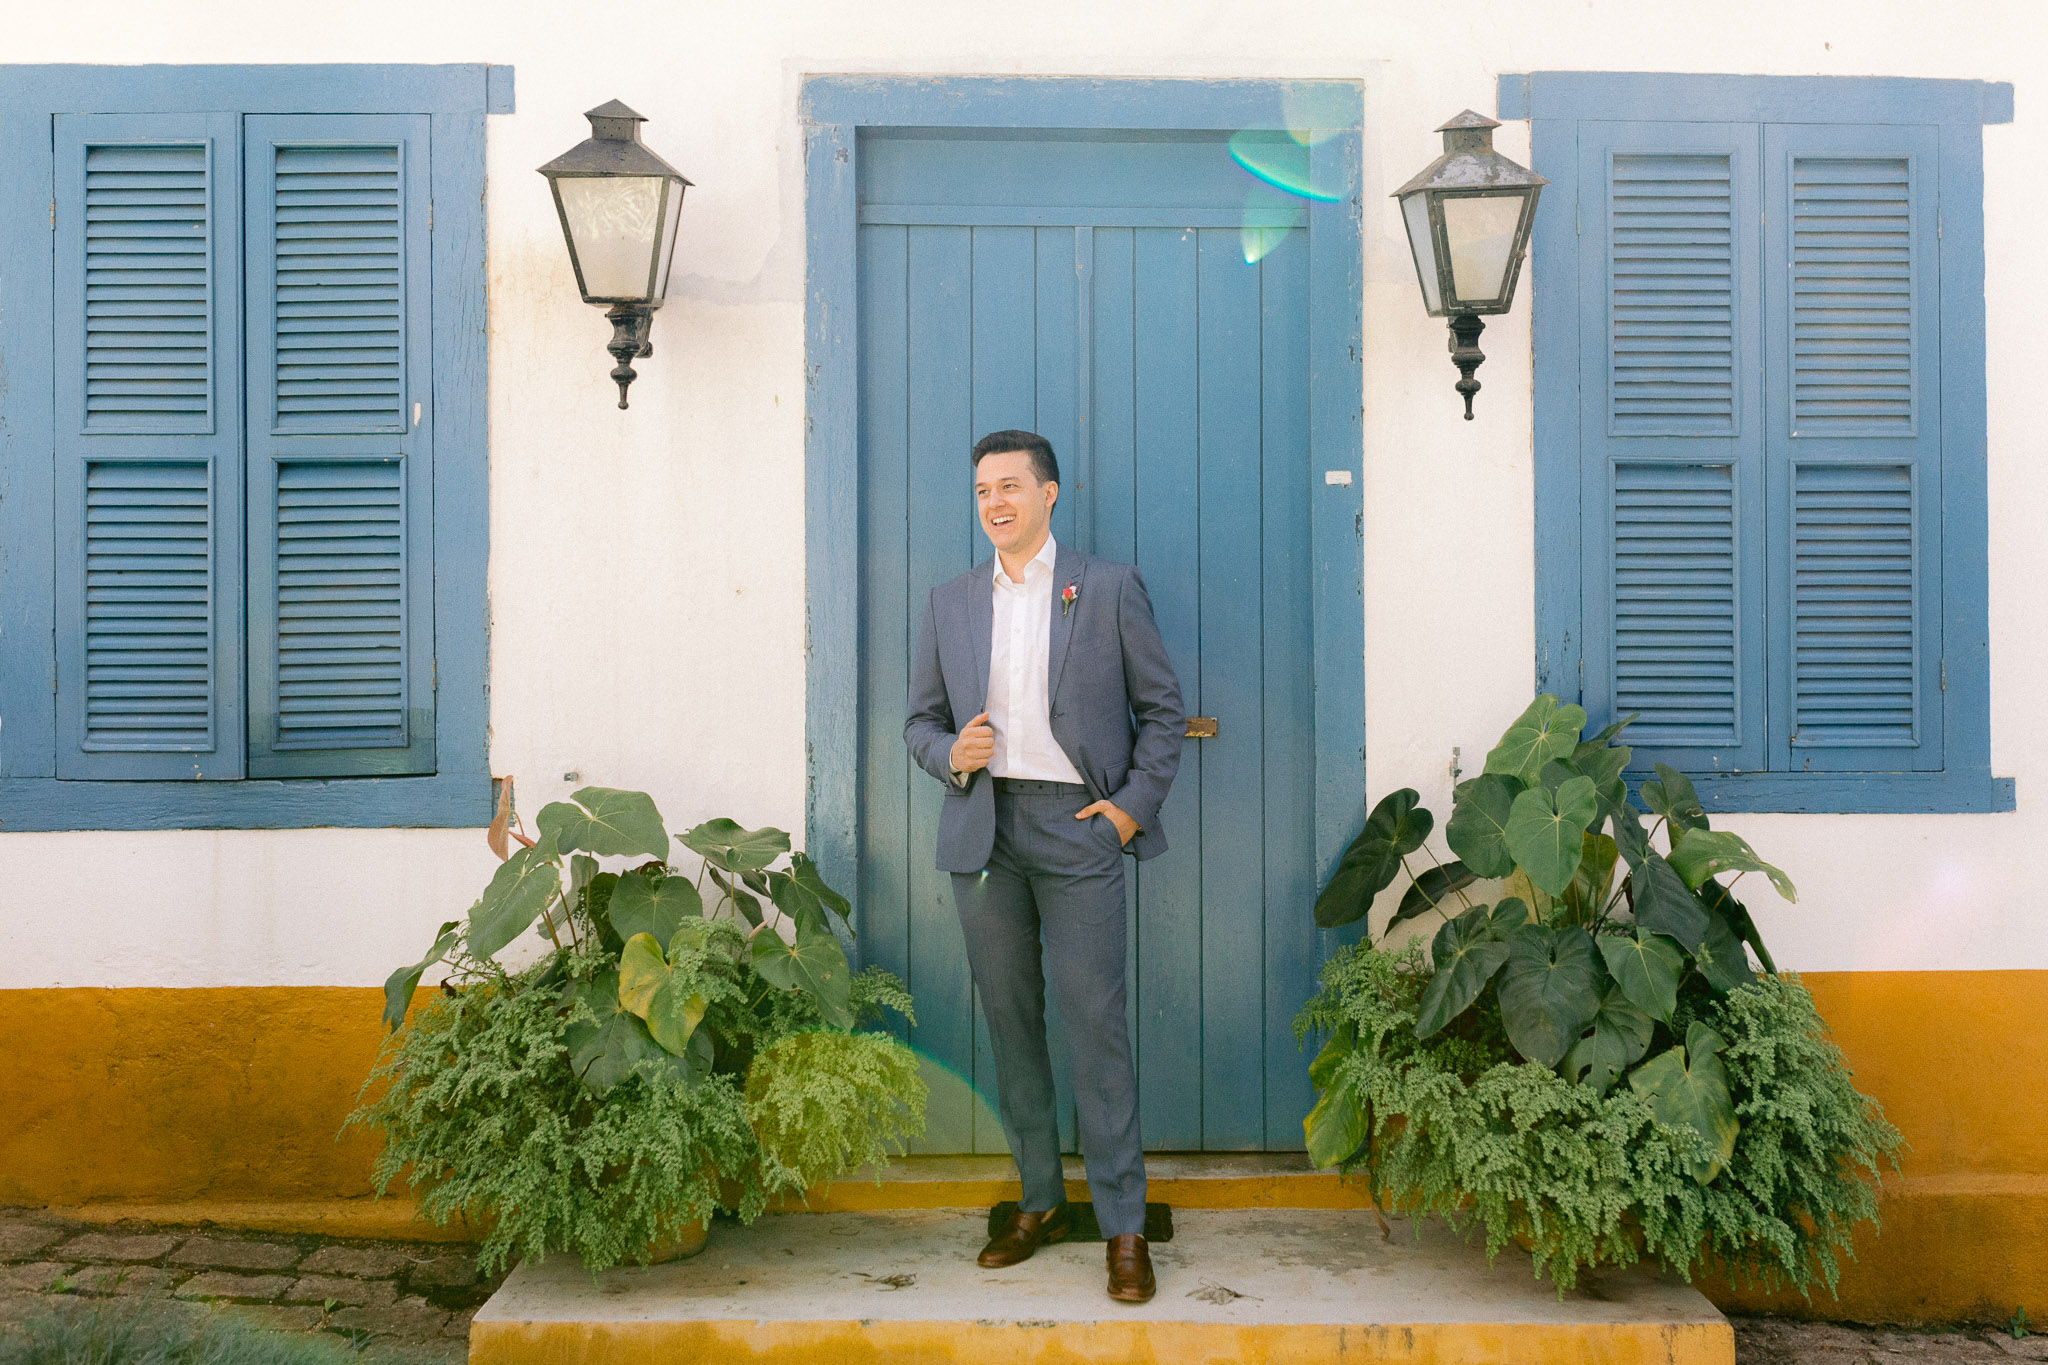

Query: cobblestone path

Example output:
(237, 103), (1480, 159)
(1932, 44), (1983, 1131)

(2, 1205), (2039, 1363)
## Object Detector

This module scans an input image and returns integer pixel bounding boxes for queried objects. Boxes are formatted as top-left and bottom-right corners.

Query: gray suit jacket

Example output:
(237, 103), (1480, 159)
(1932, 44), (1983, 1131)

(904, 543), (1186, 874)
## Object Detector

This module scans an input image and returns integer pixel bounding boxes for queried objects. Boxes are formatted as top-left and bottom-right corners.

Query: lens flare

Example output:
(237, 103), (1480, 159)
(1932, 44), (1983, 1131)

(909, 1046), (1008, 1145)
(1240, 184), (1303, 264)
(1228, 130), (1342, 203)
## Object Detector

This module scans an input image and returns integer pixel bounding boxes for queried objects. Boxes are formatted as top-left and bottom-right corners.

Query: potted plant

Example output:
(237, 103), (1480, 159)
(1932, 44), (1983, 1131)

(349, 783), (927, 1274)
(1298, 697), (1903, 1296)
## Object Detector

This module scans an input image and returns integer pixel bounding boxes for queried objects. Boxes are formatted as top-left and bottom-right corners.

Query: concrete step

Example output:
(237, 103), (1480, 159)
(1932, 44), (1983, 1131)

(470, 1208), (1733, 1364)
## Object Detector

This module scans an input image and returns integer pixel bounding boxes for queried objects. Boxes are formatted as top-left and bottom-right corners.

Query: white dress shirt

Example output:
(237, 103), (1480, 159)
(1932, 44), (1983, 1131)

(983, 533), (1084, 784)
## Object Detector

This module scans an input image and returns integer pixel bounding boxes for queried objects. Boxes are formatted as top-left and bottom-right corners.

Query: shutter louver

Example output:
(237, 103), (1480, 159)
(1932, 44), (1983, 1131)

(1609, 152), (1736, 435)
(54, 113), (245, 780)
(1766, 123), (1942, 771)
(82, 461), (215, 750)
(273, 461), (409, 750)
(1791, 462), (1917, 748)
(1612, 461), (1742, 748)
(1790, 157), (1914, 435)
(246, 115), (434, 778)
(83, 144), (212, 430)
(272, 144), (405, 432)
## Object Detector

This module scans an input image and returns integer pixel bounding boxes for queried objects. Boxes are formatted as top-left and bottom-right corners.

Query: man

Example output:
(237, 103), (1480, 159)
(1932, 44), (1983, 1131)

(904, 429), (1185, 1304)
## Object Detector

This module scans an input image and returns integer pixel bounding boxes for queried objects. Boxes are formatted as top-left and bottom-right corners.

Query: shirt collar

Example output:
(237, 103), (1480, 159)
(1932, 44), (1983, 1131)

(993, 532), (1058, 588)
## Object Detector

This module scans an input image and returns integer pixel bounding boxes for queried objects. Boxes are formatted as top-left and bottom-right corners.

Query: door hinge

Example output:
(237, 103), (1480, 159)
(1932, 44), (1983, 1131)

(1940, 659), (1947, 691)
(49, 200), (56, 231)
(1937, 215), (1943, 240)
(428, 201), (434, 232)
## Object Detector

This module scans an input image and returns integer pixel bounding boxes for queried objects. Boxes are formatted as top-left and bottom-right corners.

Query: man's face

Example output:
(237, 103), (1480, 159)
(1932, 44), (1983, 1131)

(974, 450), (1057, 558)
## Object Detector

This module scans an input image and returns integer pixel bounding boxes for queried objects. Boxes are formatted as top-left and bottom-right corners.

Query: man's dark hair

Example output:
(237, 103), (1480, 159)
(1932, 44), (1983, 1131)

(971, 429), (1059, 486)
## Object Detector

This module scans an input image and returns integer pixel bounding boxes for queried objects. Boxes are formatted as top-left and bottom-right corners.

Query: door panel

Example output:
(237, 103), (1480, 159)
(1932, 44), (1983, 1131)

(856, 131), (1316, 1151)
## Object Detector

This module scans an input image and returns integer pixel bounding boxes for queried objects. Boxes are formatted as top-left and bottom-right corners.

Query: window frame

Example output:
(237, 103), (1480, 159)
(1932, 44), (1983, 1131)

(0, 64), (509, 830)
(1505, 71), (2015, 814)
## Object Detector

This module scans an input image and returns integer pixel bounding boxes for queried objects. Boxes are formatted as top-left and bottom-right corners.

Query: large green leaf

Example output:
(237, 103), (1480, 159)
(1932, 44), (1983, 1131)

(1414, 904), (1512, 1038)
(1640, 764), (1709, 837)
(1489, 896), (1538, 935)
(751, 925), (854, 1027)
(1609, 802), (1652, 870)
(1504, 775), (1599, 896)
(1390, 861), (1479, 933)
(1561, 986), (1655, 1095)
(1568, 743), (1632, 820)
(1307, 1027), (1354, 1089)
(565, 972), (669, 1096)
(1699, 879), (1777, 975)
(1303, 1070), (1368, 1170)
(467, 842), (562, 961)
(1691, 898), (1757, 993)
(680, 818), (791, 873)
(769, 851), (854, 936)
(1496, 925), (1605, 1068)
(1667, 828), (1798, 902)
(617, 932), (669, 1017)
(1630, 851), (1710, 951)
(1629, 1022), (1739, 1184)
(1576, 713), (1637, 752)
(1313, 788), (1432, 928)
(382, 920), (461, 1031)
(537, 787), (669, 859)
(1598, 931), (1685, 1023)
(643, 977), (708, 1056)
(1483, 695), (1587, 784)
(1445, 773), (1523, 878)
(606, 868), (703, 946)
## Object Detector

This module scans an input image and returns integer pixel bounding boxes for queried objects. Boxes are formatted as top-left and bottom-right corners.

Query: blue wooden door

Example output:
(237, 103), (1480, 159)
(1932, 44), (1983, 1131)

(855, 131), (1319, 1152)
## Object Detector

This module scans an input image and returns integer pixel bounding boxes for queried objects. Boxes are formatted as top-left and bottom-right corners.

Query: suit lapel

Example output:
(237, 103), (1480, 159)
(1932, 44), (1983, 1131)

(1048, 541), (1085, 706)
(967, 556), (995, 710)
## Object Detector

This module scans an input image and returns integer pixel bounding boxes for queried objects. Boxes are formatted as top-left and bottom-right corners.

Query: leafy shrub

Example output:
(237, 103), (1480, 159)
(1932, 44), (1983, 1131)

(349, 784), (927, 1275)
(0, 1298), (354, 1365)
(1298, 698), (1902, 1294)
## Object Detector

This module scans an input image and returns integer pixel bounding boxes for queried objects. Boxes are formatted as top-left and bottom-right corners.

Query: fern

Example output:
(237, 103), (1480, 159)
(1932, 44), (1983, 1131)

(350, 952), (926, 1275)
(1297, 940), (1901, 1295)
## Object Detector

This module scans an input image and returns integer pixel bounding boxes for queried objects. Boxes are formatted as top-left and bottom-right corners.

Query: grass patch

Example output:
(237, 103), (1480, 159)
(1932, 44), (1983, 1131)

(0, 1297), (357, 1365)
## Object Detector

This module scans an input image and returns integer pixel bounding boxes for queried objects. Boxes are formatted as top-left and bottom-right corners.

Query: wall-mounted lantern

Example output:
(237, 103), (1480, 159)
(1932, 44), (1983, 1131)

(538, 101), (692, 409)
(1392, 111), (1546, 419)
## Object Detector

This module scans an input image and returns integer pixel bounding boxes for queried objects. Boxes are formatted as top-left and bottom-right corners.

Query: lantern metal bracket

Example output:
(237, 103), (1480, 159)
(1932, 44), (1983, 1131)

(605, 305), (657, 409)
(1448, 312), (1485, 420)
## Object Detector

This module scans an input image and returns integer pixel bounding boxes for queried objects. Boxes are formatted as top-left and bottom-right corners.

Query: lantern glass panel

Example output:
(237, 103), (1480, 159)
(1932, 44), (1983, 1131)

(1399, 193), (1442, 314)
(556, 175), (664, 300)
(651, 179), (683, 300)
(1442, 192), (1526, 306)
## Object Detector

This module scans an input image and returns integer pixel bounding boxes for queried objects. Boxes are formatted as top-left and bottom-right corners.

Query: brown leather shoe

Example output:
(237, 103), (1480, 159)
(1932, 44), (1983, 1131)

(1105, 1233), (1156, 1302)
(977, 1203), (1072, 1268)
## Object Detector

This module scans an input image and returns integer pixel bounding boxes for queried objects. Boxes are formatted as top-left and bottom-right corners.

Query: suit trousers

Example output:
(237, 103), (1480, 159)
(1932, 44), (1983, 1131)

(950, 785), (1146, 1237)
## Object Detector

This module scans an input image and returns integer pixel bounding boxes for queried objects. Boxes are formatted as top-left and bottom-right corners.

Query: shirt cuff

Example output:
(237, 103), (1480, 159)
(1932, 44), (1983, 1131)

(951, 768), (972, 788)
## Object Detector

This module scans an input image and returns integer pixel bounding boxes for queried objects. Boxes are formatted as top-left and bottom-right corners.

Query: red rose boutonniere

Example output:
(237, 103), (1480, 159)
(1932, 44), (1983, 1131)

(1061, 583), (1078, 617)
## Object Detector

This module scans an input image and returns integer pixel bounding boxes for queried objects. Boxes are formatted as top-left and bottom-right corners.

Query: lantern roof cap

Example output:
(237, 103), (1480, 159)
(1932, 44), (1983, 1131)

(1435, 109), (1500, 133)
(1392, 109), (1546, 198)
(537, 98), (693, 184)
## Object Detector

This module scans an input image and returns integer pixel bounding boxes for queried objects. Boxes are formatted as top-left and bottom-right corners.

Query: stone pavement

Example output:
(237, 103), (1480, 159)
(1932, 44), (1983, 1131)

(0, 1206), (499, 1363)
(1, 1204), (2039, 1363)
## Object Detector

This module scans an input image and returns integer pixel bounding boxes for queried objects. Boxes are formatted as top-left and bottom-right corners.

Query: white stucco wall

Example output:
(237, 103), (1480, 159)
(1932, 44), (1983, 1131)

(0, 0), (2040, 987)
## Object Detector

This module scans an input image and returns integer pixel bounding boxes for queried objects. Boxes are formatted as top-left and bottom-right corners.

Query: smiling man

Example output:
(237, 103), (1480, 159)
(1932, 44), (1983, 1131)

(904, 429), (1185, 1304)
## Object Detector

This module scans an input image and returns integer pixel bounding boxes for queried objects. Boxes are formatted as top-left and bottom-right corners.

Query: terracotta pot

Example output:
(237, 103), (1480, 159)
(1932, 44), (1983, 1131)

(639, 1217), (711, 1263)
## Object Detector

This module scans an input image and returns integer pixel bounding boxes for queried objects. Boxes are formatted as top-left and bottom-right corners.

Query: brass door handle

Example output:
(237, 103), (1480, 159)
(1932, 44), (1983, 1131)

(1185, 717), (1218, 738)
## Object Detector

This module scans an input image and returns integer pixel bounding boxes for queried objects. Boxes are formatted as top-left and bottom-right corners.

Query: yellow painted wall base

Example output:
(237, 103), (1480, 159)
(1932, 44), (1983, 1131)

(466, 1318), (1735, 1365)
(3, 972), (2043, 1323)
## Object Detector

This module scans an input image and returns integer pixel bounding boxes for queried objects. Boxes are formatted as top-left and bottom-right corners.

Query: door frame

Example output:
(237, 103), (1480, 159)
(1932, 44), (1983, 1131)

(800, 75), (1366, 939)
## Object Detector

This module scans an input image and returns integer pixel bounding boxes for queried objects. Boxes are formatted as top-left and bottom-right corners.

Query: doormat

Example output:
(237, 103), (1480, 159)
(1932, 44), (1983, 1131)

(985, 1201), (1174, 1243)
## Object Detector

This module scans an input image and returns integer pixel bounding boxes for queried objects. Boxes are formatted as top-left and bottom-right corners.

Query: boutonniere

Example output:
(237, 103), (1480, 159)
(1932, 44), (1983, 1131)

(1061, 583), (1079, 617)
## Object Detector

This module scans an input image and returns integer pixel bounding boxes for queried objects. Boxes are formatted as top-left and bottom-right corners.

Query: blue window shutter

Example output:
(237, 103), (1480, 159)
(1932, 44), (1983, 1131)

(1763, 123), (1944, 771)
(52, 114), (247, 780)
(1576, 122), (1766, 773)
(244, 116), (435, 778)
